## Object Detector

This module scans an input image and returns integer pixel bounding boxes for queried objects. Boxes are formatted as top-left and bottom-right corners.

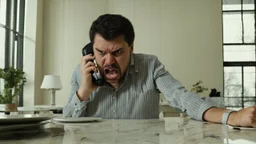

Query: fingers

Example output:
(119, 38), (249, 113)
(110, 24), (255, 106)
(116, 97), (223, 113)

(243, 106), (256, 128)
(250, 106), (256, 124)
(84, 61), (95, 69)
(249, 115), (256, 127)
(80, 54), (97, 73)
(85, 65), (97, 74)
(251, 121), (256, 128)
(79, 54), (99, 93)
(81, 54), (94, 65)
(81, 61), (97, 73)
(251, 106), (256, 114)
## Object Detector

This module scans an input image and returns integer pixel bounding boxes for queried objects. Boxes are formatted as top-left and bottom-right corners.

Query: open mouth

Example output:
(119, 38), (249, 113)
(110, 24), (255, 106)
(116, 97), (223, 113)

(104, 68), (119, 80)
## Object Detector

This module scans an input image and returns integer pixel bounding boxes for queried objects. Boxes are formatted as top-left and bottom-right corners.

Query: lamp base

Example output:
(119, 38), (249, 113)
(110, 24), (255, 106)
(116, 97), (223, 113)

(51, 90), (56, 106)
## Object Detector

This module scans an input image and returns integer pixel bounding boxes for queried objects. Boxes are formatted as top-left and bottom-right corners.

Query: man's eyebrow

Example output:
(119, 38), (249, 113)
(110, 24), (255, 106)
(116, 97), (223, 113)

(95, 48), (104, 52)
(112, 48), (123, 52)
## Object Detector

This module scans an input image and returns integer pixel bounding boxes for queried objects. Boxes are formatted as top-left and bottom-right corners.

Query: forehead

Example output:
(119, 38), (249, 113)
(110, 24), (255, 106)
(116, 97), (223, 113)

(93, 34), (128, 50)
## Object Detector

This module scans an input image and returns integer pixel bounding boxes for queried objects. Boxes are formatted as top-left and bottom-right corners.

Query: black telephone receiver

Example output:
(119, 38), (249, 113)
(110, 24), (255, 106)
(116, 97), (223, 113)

(82, 43), (105, 86)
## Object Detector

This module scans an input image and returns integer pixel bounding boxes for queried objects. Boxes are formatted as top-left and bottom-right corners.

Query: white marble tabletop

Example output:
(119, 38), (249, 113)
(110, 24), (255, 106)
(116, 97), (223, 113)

(0, 117), (256, 144)
(0, 105), (63, 112)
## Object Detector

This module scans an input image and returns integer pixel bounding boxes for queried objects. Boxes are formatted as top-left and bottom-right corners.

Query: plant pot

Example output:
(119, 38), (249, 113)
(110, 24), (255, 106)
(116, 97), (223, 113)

(5, 103), (18, 112)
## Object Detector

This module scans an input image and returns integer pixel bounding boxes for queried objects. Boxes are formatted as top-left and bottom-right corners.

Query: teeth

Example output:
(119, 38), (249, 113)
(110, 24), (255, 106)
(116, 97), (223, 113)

(105, 69), (118, 75)
(107, 70), (116, 74)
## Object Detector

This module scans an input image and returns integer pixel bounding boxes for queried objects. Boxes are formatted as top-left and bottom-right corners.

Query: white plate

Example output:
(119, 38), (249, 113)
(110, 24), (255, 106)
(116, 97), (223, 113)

(53, 117), (103, 123)
(228, 125), (256, 130)
(0, 114), (53, 124)
(0, 121), (48, 132)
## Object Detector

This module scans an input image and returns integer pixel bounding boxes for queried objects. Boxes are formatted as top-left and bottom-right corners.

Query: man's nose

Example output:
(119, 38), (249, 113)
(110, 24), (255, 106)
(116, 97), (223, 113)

(104, 53), (115, 64)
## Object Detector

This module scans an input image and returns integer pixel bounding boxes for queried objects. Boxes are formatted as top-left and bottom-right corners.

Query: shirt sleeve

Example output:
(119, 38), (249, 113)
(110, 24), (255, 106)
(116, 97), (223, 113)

(153, 57), (215, 121)
(62, 65), (90, 117)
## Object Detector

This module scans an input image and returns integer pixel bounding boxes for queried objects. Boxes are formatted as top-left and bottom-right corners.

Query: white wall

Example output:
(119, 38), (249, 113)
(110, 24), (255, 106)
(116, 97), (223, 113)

(23, 0), (37, 106)
(34, 0), (44, 105)
(23, 0), (44, 106)
(42, 0), (109, 105)
(42, 0), (223, 105)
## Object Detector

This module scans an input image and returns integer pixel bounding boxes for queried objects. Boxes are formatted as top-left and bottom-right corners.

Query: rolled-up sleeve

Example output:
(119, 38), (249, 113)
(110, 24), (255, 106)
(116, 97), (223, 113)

(153, 57), (214, 121)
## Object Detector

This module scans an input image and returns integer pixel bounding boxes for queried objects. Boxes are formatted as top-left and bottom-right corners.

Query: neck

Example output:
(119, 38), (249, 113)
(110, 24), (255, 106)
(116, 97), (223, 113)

(106, 74), (126, 90)
(109, 82), (119, 89)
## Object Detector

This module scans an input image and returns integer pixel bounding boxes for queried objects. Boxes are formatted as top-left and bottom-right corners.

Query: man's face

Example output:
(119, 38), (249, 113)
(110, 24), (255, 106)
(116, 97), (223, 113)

(93, 34), (133, 85)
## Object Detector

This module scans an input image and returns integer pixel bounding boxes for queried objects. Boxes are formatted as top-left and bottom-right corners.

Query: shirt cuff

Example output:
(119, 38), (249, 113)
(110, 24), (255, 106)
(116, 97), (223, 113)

(70, 91), (90, 110)
(198, 101), (216, 121)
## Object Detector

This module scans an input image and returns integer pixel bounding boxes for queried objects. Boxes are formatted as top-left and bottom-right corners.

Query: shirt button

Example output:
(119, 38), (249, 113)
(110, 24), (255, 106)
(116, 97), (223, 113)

(113, 96), (116, 100)
(113, 109), (116, 113)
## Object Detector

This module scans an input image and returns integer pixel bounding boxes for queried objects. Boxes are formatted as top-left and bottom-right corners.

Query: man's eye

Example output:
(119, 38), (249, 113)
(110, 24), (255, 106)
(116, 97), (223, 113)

(113, 49), (122, 56)
(98, 50), (105, 55)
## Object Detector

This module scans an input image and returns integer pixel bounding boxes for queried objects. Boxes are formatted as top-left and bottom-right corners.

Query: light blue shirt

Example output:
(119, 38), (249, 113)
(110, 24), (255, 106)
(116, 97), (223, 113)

(63, 53), (214, 120)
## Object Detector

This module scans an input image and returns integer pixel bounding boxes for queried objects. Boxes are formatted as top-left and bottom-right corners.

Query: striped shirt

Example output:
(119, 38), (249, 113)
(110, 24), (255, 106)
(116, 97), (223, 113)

(63, 53), (214, 120)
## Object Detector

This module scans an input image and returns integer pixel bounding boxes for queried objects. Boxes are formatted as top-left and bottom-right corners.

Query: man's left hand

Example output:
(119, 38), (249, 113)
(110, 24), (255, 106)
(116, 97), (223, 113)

(228, 106), (256, 127)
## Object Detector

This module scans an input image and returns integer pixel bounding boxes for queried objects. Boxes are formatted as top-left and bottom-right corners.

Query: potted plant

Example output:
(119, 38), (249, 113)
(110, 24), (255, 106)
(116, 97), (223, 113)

(0, 67), (26, 112)
(190, 80), (208, 94)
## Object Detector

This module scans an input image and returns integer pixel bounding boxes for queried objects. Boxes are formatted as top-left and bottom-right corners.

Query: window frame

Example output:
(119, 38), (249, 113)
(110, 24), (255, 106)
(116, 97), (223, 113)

(1, 0), (26, 106)
(222, 0), (256, 109)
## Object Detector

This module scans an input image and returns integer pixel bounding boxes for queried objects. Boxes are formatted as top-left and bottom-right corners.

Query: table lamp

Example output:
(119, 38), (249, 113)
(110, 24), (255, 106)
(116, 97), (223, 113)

(40, 75), (63, 106)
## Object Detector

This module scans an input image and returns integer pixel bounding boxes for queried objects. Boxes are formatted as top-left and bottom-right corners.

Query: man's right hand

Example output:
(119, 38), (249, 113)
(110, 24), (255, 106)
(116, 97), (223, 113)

(77, 54), (98, 101)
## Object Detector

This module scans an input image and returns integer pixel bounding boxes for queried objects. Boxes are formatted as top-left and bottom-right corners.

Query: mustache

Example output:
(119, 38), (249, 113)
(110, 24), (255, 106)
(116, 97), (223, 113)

(103, 64), (119, 70)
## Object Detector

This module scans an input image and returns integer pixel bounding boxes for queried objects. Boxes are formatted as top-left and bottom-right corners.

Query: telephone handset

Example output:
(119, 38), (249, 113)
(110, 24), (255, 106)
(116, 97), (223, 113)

(82, 43), (105, 86)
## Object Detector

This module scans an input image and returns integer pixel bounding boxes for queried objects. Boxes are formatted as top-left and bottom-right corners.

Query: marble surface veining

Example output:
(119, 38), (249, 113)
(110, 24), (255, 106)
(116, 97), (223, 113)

(0, 117), (256, 144)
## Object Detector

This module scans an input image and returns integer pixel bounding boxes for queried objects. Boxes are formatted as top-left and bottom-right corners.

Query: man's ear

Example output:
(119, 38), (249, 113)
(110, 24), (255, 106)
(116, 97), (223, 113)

(130, 43), (134, 53)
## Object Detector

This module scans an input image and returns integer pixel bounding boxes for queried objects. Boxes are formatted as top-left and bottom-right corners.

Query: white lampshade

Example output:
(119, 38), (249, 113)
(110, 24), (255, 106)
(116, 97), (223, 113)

(40, 75), (63, 90)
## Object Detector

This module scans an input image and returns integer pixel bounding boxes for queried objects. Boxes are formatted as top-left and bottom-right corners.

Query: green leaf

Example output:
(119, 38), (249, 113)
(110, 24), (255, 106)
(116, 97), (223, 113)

(0, 66), (26, 103)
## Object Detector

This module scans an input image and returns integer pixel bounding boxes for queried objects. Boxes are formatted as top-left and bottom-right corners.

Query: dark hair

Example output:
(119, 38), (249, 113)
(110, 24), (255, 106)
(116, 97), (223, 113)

(89, 14), (135, 46)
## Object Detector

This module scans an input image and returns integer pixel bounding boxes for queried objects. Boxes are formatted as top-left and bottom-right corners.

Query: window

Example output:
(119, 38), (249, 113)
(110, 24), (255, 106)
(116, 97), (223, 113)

(0, 0), (26, 106)
(222, 0), (256, 110)
(0, 0), (6, 69)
